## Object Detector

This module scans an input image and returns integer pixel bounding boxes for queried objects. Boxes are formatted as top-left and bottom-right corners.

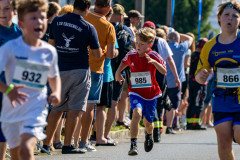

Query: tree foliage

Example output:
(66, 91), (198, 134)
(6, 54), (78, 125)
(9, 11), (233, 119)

(113, 0), (214, 38)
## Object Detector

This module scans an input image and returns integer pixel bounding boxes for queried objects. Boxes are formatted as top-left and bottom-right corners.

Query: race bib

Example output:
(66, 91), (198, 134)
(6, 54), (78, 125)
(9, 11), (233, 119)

(131, 72), (152, 88)
(12, 60), (49, 90)
(217, 68), (240, 88)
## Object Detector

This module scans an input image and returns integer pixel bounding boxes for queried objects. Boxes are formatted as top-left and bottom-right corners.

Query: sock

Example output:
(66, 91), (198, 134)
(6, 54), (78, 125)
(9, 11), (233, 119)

(131, 138), (137, 144)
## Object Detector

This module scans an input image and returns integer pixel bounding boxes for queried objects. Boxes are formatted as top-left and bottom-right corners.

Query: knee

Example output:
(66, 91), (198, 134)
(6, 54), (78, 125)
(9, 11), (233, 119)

(234, 133), (240, 145)
(132, 109), (142, 120)
(218, 139), (232, 152)
(19, 144), (32, 158)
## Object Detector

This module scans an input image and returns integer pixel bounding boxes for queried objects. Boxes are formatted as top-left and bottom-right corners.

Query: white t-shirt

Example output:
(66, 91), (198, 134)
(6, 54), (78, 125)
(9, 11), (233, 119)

(157, 37), (173, 60)
(0, 36), (59, 123)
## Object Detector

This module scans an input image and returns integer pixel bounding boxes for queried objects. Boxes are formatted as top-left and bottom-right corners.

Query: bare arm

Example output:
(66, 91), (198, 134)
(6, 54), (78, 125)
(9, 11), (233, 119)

(115, 62), (128, 85)
(106, 44), (117, 59)
(184, 55), (190, 68)
(166, 56), (181, 90)
(48, 76), (61, 107)
(91, 48), (102, 59)
(145, 54), (166, 75)
(179, 33), (193, 46)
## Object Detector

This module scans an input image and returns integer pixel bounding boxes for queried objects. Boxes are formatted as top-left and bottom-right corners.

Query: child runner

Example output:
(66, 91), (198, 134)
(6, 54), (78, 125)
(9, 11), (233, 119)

(0, 0), (61, 159)
(115, 27), (166, 156)
(0, 0), (22, 159)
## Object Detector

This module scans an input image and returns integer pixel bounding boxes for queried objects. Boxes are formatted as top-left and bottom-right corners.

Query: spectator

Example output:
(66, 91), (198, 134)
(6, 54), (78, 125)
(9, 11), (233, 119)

(58, 4), (73, 15)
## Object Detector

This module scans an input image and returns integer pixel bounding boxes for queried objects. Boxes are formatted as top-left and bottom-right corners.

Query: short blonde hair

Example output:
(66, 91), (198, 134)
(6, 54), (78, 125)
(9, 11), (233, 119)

(156, 28), (166, 40)
(136, 27), (156, 44)
(217, 1), (240, 26)
(17, 0), (48, 21)
(58, 4), (73, 15)
(160, 25), (169, 35)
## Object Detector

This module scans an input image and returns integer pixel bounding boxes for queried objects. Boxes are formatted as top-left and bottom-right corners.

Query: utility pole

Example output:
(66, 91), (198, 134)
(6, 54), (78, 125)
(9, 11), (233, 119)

(135, 0), (145, 27)
(166, 0), (172, 26)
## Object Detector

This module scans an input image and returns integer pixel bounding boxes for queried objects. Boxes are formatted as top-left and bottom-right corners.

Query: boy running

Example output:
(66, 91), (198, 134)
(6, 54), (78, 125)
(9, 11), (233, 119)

(0, 0), (61, 159)
(115, 27), (166, 156)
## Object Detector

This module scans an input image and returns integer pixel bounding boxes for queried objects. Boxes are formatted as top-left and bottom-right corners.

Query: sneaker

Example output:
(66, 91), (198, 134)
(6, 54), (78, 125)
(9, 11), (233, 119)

(128, 143), (138, 156)
(116, 121), (130, 129)
(144, 134), (154, 152)
(206, 122), (214, 128)
(53, 141), (63, 149)
(79, 141), (96, 152)
(62, 145), (86, 154)
(90, 135), (96, 144)
(40, 145), (51, 153)
(107, 137), (118, 144)
(166, 127), (176, 134)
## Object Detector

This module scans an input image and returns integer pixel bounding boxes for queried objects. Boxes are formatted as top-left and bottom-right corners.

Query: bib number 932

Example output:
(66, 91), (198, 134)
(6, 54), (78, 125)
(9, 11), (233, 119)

(22, 71), (42, 83)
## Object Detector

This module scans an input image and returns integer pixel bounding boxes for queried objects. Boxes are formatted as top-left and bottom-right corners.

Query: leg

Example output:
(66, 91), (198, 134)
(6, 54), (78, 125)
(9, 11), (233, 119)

(10, 147), (20, 160)
(44, 111), (63, 146)
(130, 108), (142, 138)
(73, 112), (83, 147)
(233, 125), (240, 145)
(64, 110), (81, 146)
(166, 108), (175, 128)
(81, 103), (95, 144)
(118, 90), (128, 122)
(53, 118), (64, 148)
(96, 106), (107, 144)
(0, 142), (7, 160)
(215, 121), (234, 160)
(143, 117), (154, 134)
(104, 100), (118, 138)
(18, 133), (38, 160)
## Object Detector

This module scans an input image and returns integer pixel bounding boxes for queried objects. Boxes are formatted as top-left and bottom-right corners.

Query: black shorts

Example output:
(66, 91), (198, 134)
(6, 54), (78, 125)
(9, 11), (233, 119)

(213, 112), (240, 126)
(112, 74), (126, 101)
(167, 87), (181, 109)
(181, 73), (189, 99)
(97, 81), (113, 108)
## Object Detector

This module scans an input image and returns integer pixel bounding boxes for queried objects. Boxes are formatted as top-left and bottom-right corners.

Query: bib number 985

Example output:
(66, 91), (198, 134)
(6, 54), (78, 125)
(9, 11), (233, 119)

(135, 77), (147, 84)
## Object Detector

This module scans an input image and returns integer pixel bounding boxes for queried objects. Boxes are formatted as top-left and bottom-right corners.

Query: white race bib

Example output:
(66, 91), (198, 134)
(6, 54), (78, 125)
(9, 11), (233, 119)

(12, 60), (49, 90)
(217, 68), (240, 88)
(131, 72), (152, 88)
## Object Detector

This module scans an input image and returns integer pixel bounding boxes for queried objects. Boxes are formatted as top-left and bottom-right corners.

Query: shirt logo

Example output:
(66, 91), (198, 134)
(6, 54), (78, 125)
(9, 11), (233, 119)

(131, 62), (134, 66)
(62, 33), (75, 48)
(133, 99), (138, 104)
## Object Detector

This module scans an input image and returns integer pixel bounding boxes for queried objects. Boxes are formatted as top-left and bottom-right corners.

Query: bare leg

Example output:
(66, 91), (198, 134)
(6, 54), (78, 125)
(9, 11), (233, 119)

(130, 108), (142, 138)
(215, 121), (234, 160)
(104, 100), (118, 138)
(18, 133), (37, 160)
(166, 108), (175, 128)
(73, 112), (83, 146)
(143, 117), (154, 134)
(0, 142), (7, 160)
(96, 106), (107, 144)
(64, 110), (81, 146)
(233, 125), (240, 145)
(118, 91), (128, 122)
(10, 147), (19, 160)
(44, 111), (63, 146)
(53, 118), (63, 144)
(81, 104), (95, 144)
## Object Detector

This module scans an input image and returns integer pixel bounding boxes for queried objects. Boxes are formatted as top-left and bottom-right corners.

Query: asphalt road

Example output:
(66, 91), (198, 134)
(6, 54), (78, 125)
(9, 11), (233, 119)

(35, 128), (240, 160)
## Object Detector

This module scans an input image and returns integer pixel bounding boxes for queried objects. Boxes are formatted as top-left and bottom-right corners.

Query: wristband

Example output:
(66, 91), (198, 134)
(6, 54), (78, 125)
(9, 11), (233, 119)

(5, 84), (14, 95)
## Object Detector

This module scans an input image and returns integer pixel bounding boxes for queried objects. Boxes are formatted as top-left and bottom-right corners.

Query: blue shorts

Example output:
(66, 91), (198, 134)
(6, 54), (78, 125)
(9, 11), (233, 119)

(88, 72), (103, 104)
(213, 112), (240, 126)
(129, 95), (157, 123)
(167, 87), (181, 109)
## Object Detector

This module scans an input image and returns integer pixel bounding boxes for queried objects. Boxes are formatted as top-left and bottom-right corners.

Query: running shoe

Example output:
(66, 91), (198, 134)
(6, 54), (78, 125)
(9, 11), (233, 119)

(144, 133), (154, 152)
(128, 143), (138, 156)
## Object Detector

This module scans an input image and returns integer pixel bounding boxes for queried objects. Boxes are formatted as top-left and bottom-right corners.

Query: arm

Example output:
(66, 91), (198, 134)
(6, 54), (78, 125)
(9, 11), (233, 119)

(106, 44), (118, 59)
(179, 33), (193, 46)
(145, 53), (166, 75)
(91, 48), (102, 59)
(0, 80), (29, 108)
(195, 69), (210, 84)
(48, 76), (61, 107)
(115, 62), (128, 85)
(184, 55), (190, 68)
(48, 39), (55, 46)
(166, 56), (181, 90)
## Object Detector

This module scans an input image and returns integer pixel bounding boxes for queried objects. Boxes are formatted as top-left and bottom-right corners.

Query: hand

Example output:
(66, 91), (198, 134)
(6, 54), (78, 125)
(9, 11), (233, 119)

(7, 85), (29, 108)
(48, 92), (61, 107)
(197, 69), (210, 84)
(145, 53), (156, 64)
(175, 77), (181, 90)
(115, 71), (125, 85)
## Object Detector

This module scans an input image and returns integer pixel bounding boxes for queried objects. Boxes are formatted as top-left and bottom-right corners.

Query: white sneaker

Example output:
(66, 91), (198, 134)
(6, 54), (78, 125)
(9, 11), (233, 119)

(78, 141), (88, 152)
(79, 141), (97, 152)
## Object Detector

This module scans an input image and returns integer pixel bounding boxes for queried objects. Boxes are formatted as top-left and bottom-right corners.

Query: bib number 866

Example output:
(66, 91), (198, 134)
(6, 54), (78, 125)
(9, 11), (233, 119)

(135, 77), (147, 84)
(223, 75), (239, 82)
(22, 71), (42, 83)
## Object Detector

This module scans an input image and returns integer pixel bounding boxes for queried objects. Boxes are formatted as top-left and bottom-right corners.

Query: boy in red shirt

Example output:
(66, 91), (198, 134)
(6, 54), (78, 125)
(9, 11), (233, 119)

(115, 27), (166, 155)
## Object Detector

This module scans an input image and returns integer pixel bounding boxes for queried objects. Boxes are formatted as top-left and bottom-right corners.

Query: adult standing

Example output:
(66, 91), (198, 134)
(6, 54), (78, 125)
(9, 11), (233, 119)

(195, 2), (240, 159)
(43, 0), (102, 154)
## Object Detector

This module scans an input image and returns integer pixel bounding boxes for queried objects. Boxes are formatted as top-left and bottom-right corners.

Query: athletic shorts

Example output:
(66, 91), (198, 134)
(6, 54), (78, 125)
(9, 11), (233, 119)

(213, 112), (240, 126)
(2, 119), (47, 149)
(88, 72), (103, 104)
(181, 74), (189, 99)
(167, 87), (181, 109)
(129, 95), (157, 123)
(0, 122), (6, 142)
(112, 75), (126, 101)
(51, 69), (91, 112)
(97, 81), (113, 108)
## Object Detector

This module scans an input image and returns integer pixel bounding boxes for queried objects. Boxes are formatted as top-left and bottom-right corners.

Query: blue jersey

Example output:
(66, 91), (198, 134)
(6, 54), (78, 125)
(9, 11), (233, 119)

(196, 33), (240, 112)
(0, 23), (22, 47)
(49, 13), (100, 71)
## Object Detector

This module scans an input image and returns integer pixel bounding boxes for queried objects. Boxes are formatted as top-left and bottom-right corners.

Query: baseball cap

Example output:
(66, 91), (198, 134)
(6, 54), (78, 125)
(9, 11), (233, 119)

(127, 10), (144, 18)
(143, 21), (156, 29)
(196, 38), (208, 50)
(112, 4), (127, 17)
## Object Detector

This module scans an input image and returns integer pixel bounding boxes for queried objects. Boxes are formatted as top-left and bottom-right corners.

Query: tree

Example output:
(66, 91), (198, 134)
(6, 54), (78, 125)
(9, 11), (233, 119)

(113, 0), (214, 38)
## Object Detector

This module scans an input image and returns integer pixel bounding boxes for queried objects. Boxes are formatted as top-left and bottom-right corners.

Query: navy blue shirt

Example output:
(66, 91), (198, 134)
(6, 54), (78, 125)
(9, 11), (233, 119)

(50, 13), (100, 71)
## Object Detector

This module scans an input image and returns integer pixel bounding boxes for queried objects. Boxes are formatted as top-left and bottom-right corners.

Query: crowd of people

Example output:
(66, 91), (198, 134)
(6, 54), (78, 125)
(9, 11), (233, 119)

(0, 0), (240, 159)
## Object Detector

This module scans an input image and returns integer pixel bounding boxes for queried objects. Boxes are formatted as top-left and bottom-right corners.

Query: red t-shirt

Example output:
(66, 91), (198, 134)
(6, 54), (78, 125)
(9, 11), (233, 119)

(122, 49), (166, 100)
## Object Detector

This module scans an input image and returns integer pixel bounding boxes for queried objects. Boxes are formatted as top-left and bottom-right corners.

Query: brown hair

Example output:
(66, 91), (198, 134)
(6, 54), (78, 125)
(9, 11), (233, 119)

(160, 25), (169, 36)
(17, 0), (48, 21)
(95, 0), (111, 8)
(58, 4), (73, 15)
(106, 7), (113, 18)
(136, 27), (156, 44)
(217, 1), (240, 26)
(47, 2), (60, 19)
(186, 32), (195, 54)
(156, 28), (167, 40)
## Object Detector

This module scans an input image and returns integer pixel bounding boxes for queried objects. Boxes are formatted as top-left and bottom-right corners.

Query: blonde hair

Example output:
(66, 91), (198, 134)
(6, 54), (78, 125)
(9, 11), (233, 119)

(58, 4), (73, 15)
(160, 25), (169, 35)
(17, 0), (48, 21)
(217, 1), (240, 26)
(156, 28), (167, 40)
(136, 27), (156, 44)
